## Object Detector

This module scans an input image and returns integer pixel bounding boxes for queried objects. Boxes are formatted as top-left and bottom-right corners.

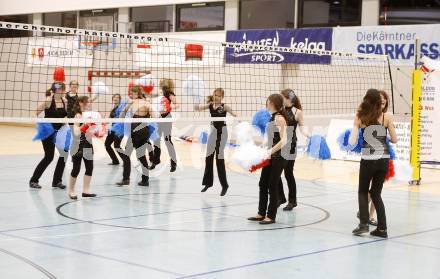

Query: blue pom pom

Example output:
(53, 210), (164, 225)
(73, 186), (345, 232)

(252, 109), (271, 135)
(111, 122), (125, 138)
(336, 128), (363, 154)
(33, 123), (55, 141)
(53, 125), (72, 151)
(307, 135), (331, 160)
(114, 100), (128, 118)
(199, 131), (208, 144)
(148, 123), (159, 141)
(386, 137), (396, 160)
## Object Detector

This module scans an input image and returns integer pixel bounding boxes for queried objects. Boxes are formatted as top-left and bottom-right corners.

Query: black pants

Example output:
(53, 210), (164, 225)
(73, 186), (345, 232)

(202, 126), (228, 189)
(30, 134), (67, 185)
(259, 157), (287, 220)
(105, 131), (122, 164)
(358, 158), (388, 230)
(71, 149), (94, 178)
(120, 125), (150, 182)
(151, 122), (176, 165)
(279, 160), (296, 203)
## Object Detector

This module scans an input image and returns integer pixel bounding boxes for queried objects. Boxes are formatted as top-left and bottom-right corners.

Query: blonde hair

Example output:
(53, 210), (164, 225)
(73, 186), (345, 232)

(207, 88), (225, 103)
(160, 78), (175, 93)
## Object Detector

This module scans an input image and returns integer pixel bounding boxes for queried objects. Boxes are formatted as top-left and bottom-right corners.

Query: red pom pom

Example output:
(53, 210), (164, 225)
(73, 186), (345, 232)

(142, 85), (154, 94)
(53, 67), (65, 82)
(385, 160), (395, 181)
(127, 81), (135, 97)
(249, 159), (270, 173)
(79, 123), (91, 133)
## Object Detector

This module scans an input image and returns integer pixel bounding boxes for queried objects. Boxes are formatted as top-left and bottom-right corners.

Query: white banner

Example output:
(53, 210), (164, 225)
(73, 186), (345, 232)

(134, 42), (224, 68)
(332, 24), (440, 66)
(420, 57), (440, 164)
(27, 38), (93, 67)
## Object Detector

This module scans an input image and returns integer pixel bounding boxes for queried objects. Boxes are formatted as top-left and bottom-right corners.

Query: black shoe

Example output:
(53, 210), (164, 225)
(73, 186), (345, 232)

(283, 202), (297, 211)
(220, 186), (229, 196)
(201, 186), (211, 192)
(138, 180), (149, 187)
(147, 163), (156, 170)
(248, 216), (265, 221)
(69, 194), (78, 200)
(116, 179), (130, 186)
(259, 219), (276, 225)
(52, 182), (66, 189)
(170, 163), (177, 172)
(82, 193), (97, 198)
(108, 162), (119, 165)
(370, 228), (388, 238)
(29, 182), (42, 189)
(278, 198), (287, 207)
(352, 224), (369, 235)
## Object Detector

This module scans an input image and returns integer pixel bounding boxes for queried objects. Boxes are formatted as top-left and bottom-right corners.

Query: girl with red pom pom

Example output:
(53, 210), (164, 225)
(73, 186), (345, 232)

(248, 94), (288, 225)
(350, 89), (397, 238)
(195, 88), (237, 196)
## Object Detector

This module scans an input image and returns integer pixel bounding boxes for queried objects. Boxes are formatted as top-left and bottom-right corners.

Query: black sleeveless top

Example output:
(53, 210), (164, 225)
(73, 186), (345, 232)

(286, 106), (298, 153)
(109, 106), (118, 119)
(209, 104), (226, 129)
(66, 93), (78, 118)
(267, 112), (282, 158)
(361, 114), (389, 159)
(45, 96), (67, 130)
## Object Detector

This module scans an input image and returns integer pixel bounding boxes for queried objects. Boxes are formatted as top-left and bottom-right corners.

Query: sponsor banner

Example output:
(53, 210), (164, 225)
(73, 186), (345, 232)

(225, 28), (332, 64)
(28, 38), (93, 67)
(420, 57), (440, 165)
(332, 24), (440, 66)
(134, 42), (224, 68)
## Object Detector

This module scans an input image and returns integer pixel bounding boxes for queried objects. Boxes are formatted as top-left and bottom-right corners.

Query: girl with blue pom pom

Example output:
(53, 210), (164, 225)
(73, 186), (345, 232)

(105, 94), (122, 165)
(29, 82), (68, 189)
(195, 88), (237, 196)
(279, 89), (311, 211)
(351, 89), (397, 238)
(248, 94), (288, 225)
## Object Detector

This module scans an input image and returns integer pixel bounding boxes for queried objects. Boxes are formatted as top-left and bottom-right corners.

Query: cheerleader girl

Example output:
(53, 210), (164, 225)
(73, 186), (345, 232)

(29, 82), (67, 189)
(195, 88), (237, 196)
(248, 94), (288, 224)
(116, 86), (152, 186)
(350, 89), (397, 238)
(105, 94), (122, 165)
(149, 79), (178, 172)
(279, 89), (310, 211)
(68, 96), (96, 199)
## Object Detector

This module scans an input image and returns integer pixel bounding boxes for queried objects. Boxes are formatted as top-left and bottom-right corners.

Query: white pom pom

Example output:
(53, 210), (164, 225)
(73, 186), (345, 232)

(232, 142), (267, 171)
(135, 74), (153, 87)
(82, 111), (102, 119)
(183, 75), (205, 103)
(92, 81), (108, 96)
(234, 122), (254, 144)
(393, 160), (413, 182)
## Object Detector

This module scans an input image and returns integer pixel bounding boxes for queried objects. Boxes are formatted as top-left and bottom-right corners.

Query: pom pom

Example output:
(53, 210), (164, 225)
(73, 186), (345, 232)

(183, 75), (205, 103)
(148, 122), (159, 141)
(127, 81), (135, 97)
(393, 160), (413, 182)
(111, 122), (125, 138)
(53, 67), (65, 82)
(306, 135), (331, 160)
(234, 122), (256, 144)
(151, 96), (171, 115)
(114, 100), (129, 118)
(250, 159), (270, 173)
(54, 125), (72, 151)
(336, 128), (363, 154)
(386, 138), (396, 160)
(135, 74), (155, 94)
(385, 160), (395, 181)
(199, 131), (208, 144)
(232, 142), (269, 172)
(92, 81), (109, 96)
(252, 109), (271, 135)
(33, 123), (55, 141)
(81, 111), (107, 138)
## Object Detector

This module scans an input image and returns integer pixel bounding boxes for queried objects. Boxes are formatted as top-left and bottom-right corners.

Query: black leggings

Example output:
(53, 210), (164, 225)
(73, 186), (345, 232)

(151, 122), (176, 165)
(358, 158), (388, 230)
(278, 160), (297, 203)
(30, 134), (67, 185)
(71, 152), (94, 178)
(105, 131), (122, 164)
(202, 126), (229, 189)
(119, 126), (151, 182)
(259, 157), (287, 220)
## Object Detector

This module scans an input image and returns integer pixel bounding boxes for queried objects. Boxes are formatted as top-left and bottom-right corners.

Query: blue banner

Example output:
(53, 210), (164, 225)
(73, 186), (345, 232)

(225, 28), (333, 64)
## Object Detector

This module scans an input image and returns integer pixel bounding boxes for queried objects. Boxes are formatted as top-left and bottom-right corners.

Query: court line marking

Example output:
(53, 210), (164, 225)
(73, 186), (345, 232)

(0, 246), (57, 278)
(174, 226), (440, 279)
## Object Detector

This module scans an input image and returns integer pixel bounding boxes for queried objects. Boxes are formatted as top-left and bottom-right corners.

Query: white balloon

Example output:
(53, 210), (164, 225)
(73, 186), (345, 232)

(92, 81), (108, 95)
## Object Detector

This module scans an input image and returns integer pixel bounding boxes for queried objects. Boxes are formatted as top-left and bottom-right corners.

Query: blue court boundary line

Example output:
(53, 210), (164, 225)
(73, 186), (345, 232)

(175, 226), (440, 279)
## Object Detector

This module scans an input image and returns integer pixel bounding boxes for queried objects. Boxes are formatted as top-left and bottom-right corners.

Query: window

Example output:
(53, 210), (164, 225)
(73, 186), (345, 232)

(176, 2), (225, 32)
(0, 14), (33, 38)
(299, 0), (361, 27)
(240, 0), (295, 29)
(380, 0), (440, 25)
(131, 6), (173, 33)
(43, 12), (77, 28)
(79, 9), (118, 32)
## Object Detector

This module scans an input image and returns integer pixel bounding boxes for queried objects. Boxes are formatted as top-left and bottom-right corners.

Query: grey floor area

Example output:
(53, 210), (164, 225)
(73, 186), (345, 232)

(0, 154), (439, 279)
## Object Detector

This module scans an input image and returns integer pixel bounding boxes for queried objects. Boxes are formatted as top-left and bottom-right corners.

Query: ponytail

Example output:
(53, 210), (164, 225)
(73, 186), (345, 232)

(73, 96), (89, 116)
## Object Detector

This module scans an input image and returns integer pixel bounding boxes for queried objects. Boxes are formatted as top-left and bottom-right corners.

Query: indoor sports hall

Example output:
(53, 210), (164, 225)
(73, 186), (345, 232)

(0, 1), (440, 278)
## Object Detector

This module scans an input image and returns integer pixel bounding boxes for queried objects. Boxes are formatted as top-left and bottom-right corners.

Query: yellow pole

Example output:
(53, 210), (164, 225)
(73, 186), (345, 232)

(410, 69), (422, 183)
